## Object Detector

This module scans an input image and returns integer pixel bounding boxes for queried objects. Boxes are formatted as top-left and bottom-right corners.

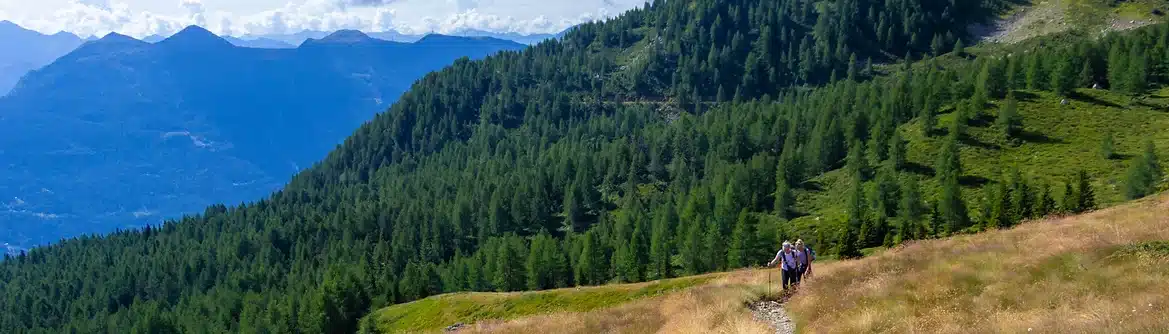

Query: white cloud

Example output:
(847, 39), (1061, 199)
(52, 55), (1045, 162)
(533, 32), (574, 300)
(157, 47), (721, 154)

(1, 0), (643, 38)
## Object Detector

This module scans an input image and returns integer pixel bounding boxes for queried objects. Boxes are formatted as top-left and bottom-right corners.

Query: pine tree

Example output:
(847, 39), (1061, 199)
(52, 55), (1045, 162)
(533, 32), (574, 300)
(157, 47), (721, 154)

(1126, 44), (1149, 95)
(1078, 58), (1096, 88)
(847, 140), (869, 179)
(1124, 140), (1163, 199)
(898, 177), (926, 236)
(1061, 182), (1078, 214)
(997, 94), (1023, 139)
(775, 155), (797, 218)
(1026, 53), (1045, 90)
(937, 133), (968, 233)
(987, 181), (1012, 229)
(681, 219), (703, 275)
(840, 172), (865, 258)
(1100, 132), (1116, 160)
(1008, 168), (1035, 221)
(932, 34), (946, 57)
(1050, 52), (1075, 96)
(1074, 170), (1096, 213)
(1006, 56), (1022, 90)
(1035, 183), (1056, 218)
(951, 101), (970, 138)
(648, 206), (674, 280)
(1108, 43), (1129, 92)
(921, 94), (938, 136)
(953, 39), (965, 57)
(727, 209), (757, 268)
(888, 129), (907, 171)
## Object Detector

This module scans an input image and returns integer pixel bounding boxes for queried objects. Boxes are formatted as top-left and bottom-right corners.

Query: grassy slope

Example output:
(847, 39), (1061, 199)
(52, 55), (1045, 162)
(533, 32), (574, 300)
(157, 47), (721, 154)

(788, 193), (1169, 333)
(365, 275), (714, 333)
(791, 86), (1169, 229)
(380, 194), (1168, 333)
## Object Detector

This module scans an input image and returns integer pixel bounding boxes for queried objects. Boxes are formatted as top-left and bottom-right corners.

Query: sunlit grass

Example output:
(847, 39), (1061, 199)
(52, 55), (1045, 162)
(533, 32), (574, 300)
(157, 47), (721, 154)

(786, 193), (1169, 333)
(365, 274), (714, 333)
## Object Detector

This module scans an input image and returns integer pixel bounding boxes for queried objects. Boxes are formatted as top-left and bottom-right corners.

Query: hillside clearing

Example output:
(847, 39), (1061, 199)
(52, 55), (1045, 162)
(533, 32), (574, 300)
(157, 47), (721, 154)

(390, 193), (1169, 333)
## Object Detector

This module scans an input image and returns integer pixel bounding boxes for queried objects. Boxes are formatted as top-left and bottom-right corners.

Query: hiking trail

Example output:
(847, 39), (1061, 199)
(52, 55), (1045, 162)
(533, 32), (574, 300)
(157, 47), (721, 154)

(749, 300), (794, 334)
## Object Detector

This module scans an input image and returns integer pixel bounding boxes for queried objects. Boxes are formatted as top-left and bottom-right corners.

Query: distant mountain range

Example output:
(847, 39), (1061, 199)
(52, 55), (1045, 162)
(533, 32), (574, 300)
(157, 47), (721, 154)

(0, 25), (526, 248)
(0, 20), (566, 97)
(0, 21), (84, 96)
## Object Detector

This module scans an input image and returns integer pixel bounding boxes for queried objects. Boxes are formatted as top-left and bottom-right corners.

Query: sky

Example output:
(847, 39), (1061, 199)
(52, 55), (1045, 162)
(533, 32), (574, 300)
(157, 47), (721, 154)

(0, 0), (644, 38)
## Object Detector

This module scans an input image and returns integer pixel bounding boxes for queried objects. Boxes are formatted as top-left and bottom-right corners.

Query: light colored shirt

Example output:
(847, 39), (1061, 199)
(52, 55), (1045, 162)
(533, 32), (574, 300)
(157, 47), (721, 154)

(772, 249), (802, 270)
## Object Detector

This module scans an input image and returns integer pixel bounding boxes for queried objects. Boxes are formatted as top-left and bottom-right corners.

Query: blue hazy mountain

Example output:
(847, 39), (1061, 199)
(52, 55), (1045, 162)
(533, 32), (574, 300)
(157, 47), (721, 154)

(0, 21), (84, 96)
(0, 25), (524, 248)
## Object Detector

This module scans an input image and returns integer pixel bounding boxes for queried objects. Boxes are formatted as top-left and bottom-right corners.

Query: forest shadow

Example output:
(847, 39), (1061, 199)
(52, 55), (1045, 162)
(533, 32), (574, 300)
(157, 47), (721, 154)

(1017, 131), (1065, 144)
(959, 175), (993, 187)
(903, 162), (936, 177)
(1012, 91), (1040, 102)
(1111, 153), (1136, 161)
(800, 180), (825, 192)
(959, 135), (1002, 150)
(1134, 100), (1169, 112)
(967, 113), (995, 128)
(1068, 91), (1123, 108)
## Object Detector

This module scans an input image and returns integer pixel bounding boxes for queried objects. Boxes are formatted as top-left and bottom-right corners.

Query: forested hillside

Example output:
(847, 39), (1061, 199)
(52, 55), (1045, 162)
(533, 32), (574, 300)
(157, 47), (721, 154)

(1, 0), (1167, 333)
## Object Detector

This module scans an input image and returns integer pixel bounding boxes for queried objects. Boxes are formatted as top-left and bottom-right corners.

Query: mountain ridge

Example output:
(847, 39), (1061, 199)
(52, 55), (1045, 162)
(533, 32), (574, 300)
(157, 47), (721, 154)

(0, 26), (526, 248)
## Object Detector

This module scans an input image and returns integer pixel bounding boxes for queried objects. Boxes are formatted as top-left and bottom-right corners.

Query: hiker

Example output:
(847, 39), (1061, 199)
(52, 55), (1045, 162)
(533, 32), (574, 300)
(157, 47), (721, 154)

(795, 239), (815, 280)
(767, 241), (803, 289)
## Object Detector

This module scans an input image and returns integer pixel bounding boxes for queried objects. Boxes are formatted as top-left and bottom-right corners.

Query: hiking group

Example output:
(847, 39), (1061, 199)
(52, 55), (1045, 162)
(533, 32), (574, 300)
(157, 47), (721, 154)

(766, 239), (815, 290)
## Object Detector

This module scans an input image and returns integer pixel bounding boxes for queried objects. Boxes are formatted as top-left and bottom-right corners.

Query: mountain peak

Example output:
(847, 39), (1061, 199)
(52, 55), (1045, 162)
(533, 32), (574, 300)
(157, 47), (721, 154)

(97, 32), (142, 44)
(159, 25), (232, 48)
(323, 29), (372, 42)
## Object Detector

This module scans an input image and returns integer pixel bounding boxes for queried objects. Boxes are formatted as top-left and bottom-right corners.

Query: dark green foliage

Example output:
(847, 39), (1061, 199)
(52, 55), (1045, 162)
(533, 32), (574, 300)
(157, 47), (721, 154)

(1124, 140), (1163, 200)
(1063, 170), (1098, 214)
(898, 177), (926, 241)
(727, 210), (758, 268)
(937, 133), (969, 234)
(1035, 183), (1056, 218)
(997, 94), (1023, 139)
(1101, 132), (1116, 160)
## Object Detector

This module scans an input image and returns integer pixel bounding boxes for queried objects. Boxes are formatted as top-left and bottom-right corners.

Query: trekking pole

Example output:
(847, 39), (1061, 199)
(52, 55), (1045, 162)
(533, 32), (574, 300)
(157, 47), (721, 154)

(767, 269), (771, 297)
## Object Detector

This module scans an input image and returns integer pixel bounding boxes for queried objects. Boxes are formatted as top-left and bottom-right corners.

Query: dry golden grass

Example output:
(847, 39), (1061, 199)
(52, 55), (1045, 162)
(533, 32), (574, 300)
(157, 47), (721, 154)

(787, 193), (1169, 334)
(455, 194), (1169, 334)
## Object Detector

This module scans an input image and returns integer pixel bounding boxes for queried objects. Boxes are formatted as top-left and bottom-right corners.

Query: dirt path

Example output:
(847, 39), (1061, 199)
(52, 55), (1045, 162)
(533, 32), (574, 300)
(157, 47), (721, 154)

(749, 300), (795, 334)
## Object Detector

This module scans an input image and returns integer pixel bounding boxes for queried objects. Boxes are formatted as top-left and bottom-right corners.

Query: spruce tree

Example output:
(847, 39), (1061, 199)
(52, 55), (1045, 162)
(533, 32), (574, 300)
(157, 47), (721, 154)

(839, 172), (865, 258)
(1036, 183), (1056, 218)
(1108, 43), (1129, 92)
(1009, 169), (1035, 221)
(1050, 52), (1075, 96)
(932, 34), (946, 57)
(1127, 45), (1149, 95)
(1124, 140), (1163, 199)
(1075, 170), (1096, 213)
(1026, 54), (1044, 90)
(898, 177), (926, 233)
(937, 133), (968, 233)
(997, 94), (1022, 139)
(648, 206), (674, 280)
(988, 181), (1012, 229)
(775, 155), (797, 218)
(921, 94), (938, 136)
(1061, 182), (1078, 214)
(1078, 58), (1096, 88)
(1101, 132), (1116, 160)
(727, 209), (757, 268)
(888, 129), (907, 171)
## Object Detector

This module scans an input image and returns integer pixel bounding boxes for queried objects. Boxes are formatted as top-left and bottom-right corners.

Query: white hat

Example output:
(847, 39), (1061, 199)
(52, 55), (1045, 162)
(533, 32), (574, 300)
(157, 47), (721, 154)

(782, 241), (792, 248)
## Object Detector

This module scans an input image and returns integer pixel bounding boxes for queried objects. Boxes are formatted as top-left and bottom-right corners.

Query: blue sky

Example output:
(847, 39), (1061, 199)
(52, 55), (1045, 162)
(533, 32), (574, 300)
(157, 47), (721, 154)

(0, 0), (642, 38)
